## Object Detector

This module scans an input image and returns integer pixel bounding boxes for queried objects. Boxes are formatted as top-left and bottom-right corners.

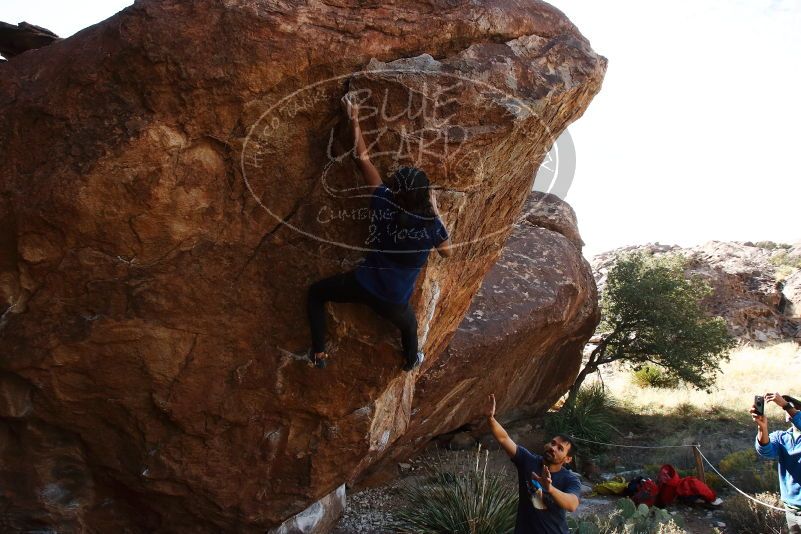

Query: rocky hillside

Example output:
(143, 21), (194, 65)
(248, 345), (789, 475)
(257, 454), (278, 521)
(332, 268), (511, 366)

(0, 0), (606, 532)
(591, 241), (801, 343)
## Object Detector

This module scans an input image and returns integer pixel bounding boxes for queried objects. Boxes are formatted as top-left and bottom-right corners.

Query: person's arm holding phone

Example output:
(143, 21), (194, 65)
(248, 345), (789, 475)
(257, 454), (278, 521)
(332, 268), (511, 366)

(751, 394), (777, 457)
(342, 94), (382, 193)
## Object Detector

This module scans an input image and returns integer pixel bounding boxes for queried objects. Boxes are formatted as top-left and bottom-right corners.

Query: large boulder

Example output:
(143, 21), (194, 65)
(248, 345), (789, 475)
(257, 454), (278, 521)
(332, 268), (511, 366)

(0, 0), (606, 531)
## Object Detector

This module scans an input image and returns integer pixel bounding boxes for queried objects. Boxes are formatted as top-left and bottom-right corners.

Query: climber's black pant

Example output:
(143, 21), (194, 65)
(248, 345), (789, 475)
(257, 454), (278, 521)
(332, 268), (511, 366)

(307, 270), (418, 364)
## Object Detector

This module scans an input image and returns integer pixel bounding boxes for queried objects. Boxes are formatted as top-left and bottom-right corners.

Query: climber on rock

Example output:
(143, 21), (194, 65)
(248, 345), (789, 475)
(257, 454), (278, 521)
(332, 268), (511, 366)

(305, 93), (452, 372)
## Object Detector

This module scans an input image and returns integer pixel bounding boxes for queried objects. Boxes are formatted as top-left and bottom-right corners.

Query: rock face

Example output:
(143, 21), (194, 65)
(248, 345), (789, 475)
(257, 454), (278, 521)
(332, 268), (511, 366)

(359, 191), (599, 486)
(0, 0), (606, 531)
(591, 241), (801, 343)
(0, 21), (60, 59)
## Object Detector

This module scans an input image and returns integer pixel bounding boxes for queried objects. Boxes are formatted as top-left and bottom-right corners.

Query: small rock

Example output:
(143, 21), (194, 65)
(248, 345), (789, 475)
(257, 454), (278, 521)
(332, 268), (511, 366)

(398, 463), (411, 472)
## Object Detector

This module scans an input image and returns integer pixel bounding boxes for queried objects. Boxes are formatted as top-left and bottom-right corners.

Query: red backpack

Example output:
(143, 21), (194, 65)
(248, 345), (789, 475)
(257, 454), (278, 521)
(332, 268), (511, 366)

(629, 477), (660, 506)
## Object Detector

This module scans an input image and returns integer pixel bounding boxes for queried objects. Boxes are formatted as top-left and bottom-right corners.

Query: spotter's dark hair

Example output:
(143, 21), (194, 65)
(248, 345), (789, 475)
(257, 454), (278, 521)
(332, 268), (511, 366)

(554, 434), (577, 458)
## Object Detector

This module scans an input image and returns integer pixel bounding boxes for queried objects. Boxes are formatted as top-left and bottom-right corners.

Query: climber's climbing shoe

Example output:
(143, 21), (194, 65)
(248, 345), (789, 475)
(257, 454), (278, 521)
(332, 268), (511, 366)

(402, 351), (424, 372)
(307, 348), (328, 369)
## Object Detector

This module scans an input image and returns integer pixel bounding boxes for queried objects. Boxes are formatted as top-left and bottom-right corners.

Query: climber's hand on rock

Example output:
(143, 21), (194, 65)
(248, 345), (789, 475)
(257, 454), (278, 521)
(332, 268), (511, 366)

(341, 94), (359, 122)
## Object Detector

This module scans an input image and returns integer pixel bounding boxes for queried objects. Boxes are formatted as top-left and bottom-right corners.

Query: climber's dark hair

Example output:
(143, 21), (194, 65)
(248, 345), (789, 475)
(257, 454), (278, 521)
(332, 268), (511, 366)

(389, 166), (436, 228)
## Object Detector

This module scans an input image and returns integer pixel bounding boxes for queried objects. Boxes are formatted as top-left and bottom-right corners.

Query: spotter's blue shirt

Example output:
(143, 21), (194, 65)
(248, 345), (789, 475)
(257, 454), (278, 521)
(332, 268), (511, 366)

(354, 184), (448, 305)
(511, 446), (582, 534)
(755, 412), (801, 507)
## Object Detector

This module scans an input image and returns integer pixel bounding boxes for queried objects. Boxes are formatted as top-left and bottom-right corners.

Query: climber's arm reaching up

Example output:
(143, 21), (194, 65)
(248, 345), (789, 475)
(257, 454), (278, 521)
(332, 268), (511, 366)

(430, 188), (452, 258)
(342, 94), (382, 193)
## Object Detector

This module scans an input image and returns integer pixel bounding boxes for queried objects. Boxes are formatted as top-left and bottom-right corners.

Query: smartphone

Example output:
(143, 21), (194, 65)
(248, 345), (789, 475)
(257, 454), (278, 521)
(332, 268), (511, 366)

(754, 395), (765, 416)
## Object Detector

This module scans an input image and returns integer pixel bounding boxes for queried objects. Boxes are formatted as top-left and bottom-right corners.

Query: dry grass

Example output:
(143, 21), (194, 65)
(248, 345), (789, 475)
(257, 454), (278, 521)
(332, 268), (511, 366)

(576, 341), (801, 469)
(596, 341), (801, 423)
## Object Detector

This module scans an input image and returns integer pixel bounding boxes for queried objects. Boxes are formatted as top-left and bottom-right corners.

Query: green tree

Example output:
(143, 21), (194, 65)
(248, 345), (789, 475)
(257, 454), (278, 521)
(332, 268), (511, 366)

(564, 251), (737, 412)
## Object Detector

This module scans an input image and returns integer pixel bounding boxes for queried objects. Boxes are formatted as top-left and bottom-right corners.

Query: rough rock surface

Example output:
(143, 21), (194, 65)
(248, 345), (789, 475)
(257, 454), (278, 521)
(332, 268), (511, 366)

(358, 192), (599, 486)
(0, 21), (60, 59)
(0, 0), (606, 531)
(591, 241), (801, 343)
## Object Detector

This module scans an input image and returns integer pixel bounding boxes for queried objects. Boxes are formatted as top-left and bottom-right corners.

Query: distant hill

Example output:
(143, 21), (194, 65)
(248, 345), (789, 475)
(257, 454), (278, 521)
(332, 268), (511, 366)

(590, 240), (801, 343)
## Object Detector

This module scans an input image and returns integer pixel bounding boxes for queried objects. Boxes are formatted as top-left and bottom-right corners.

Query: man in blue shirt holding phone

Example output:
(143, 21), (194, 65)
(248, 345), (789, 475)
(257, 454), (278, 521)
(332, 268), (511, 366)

(751, 392), (801, 533)
(486, 394), (582, 533)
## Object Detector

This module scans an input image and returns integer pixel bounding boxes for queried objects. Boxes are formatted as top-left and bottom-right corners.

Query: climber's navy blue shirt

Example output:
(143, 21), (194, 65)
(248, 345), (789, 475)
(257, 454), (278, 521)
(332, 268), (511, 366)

(512, 445), (582, 534)
(354, 184), (448, 305)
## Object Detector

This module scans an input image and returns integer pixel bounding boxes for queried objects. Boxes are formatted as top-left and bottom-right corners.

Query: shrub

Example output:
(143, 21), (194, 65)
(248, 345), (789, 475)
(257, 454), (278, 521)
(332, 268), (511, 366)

(719, 449), (779, 493)
(775, 264), (796, 282)
(756, 241), (792, 250)
(671, 402), (702, 418)
(568, 498), (685, 533)
(632, 364), (681, 389)
(703, 472), (723, 491)
(393, 446), (517, 534)
(769, 250), (801, 270)
(722, 491), (785, 534)
(547, 383), (618, 447)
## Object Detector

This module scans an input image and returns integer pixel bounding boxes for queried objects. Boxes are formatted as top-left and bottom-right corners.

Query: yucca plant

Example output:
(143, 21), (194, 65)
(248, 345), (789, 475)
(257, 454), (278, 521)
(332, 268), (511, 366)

(547, 382), (619, 447)
(392, 445), (518, 534)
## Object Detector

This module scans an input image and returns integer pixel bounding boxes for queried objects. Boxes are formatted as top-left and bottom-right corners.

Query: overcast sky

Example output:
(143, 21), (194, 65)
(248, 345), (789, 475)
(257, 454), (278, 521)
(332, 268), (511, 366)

(3, 0), (799, 259)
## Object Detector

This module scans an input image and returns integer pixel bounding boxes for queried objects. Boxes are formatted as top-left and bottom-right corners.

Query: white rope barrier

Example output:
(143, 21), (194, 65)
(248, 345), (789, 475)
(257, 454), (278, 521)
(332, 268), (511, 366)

(569, 435), (694, 449)
(694, 446), (788, 513)
(567, 435), (790, 514)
